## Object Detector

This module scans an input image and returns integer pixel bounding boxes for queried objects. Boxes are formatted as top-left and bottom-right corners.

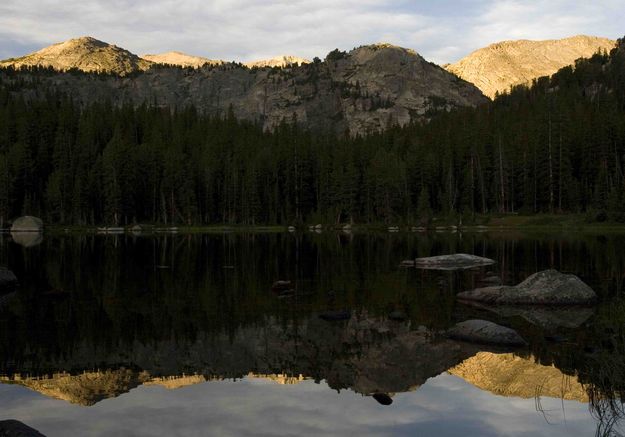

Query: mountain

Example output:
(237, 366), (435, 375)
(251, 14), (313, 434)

(0, 36), (151, 76)
(141, 51), (223, 68)
(244, 55), (310, 68)
(446, 35), (616, 98)
(0, 41), (486, 134)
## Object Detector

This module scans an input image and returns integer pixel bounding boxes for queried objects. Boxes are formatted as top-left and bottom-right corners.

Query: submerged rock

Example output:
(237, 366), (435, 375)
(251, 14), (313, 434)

(457, 269), (597, 305)
(271, 281), (293, 292)
(388, 311), (408, 322)
(0, 268), (17, 291)
(0, 420), (46, 436)
(414, 254), (495, 270)
(447, 320), (527, 346)
(10, 216), (43, 232)
(319, 310), (351, 322)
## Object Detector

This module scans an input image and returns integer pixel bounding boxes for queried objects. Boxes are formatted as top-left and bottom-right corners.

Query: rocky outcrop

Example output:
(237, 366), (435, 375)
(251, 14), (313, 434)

(142, 51), (223, 68)
(244, 55), (309, 68)
(446, 35), (616, 98)
(447, 320), (527, 346)
(448, 352), (588, 402)
(413, 253), (495, 270)
(0, 40), (486, 134)
(457, 270), (597, 305)
(0, 420), (46, 437)
(0, 37), (151, 76)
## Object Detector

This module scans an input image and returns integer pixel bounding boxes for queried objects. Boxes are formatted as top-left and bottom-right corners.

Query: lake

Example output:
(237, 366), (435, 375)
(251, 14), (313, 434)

(0, 230), (623, 436)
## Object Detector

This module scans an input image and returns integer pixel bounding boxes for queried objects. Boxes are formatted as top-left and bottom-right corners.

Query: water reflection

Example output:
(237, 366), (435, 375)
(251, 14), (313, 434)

(0, 231), (624, 435)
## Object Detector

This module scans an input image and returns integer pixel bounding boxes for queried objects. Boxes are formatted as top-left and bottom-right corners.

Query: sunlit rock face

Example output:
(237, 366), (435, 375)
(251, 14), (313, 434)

(0, 40), (486, 135)
(0, 37), (152, 76)
(142, 52), (223, 68)
(446, 35), (616, 98)
(448, 352), (588, 402)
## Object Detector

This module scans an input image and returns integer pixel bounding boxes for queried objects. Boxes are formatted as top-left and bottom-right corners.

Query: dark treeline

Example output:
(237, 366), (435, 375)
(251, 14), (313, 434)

(1, 38), (625, 226)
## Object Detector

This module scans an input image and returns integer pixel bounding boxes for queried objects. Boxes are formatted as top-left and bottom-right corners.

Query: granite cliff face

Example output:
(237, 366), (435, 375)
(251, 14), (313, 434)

(0, 37), (152, 76)
(446, 35), (616, 98)
(0, 39), (486, 134)
(141, 51), (223, 68)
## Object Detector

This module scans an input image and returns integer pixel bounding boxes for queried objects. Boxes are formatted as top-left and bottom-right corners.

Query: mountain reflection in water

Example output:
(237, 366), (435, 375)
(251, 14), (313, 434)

(0, 231), (623, 436)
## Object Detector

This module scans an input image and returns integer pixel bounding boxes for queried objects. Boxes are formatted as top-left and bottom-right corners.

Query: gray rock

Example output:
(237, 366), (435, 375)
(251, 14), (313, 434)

(0, 420), (46, 436)
(414, 254), (495, 271)
(10, 216), (43, 232)
(0, 268), (17, 290)
(447, 320), (527, 346)
(457, 269), (597, 305)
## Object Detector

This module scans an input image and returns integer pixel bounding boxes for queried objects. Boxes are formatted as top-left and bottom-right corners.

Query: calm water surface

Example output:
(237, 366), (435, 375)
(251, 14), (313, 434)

(0, 230), (623, 436)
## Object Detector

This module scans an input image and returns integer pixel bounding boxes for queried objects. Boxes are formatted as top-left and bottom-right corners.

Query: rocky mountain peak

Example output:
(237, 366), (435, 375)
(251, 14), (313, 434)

(0, 36), (152, 75)
(446, 35), (616, 98)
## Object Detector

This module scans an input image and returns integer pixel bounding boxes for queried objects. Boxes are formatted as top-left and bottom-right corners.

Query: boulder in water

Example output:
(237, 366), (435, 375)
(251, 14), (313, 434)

(457, 269), (597, 305)
(447, 320), (527, 346)
(10, 216), (43, 232)
(414, 254), (495, 271)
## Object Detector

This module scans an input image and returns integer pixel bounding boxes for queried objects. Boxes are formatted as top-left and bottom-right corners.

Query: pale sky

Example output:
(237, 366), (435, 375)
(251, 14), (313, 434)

(0, 0), (623, 64)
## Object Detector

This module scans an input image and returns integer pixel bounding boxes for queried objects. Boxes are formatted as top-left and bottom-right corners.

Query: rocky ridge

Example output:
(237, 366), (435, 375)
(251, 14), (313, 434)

(0, 40), (486, 134)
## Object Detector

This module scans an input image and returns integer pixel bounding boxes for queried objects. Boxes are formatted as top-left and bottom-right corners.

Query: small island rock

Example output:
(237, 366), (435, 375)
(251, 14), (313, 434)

(414, 254), (495, 270)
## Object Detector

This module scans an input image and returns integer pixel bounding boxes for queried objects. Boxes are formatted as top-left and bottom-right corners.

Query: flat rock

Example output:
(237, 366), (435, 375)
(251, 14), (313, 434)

(447, 320), (527, 346)
(457, 269), (597, 305)
(414, 254), (495, 271)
